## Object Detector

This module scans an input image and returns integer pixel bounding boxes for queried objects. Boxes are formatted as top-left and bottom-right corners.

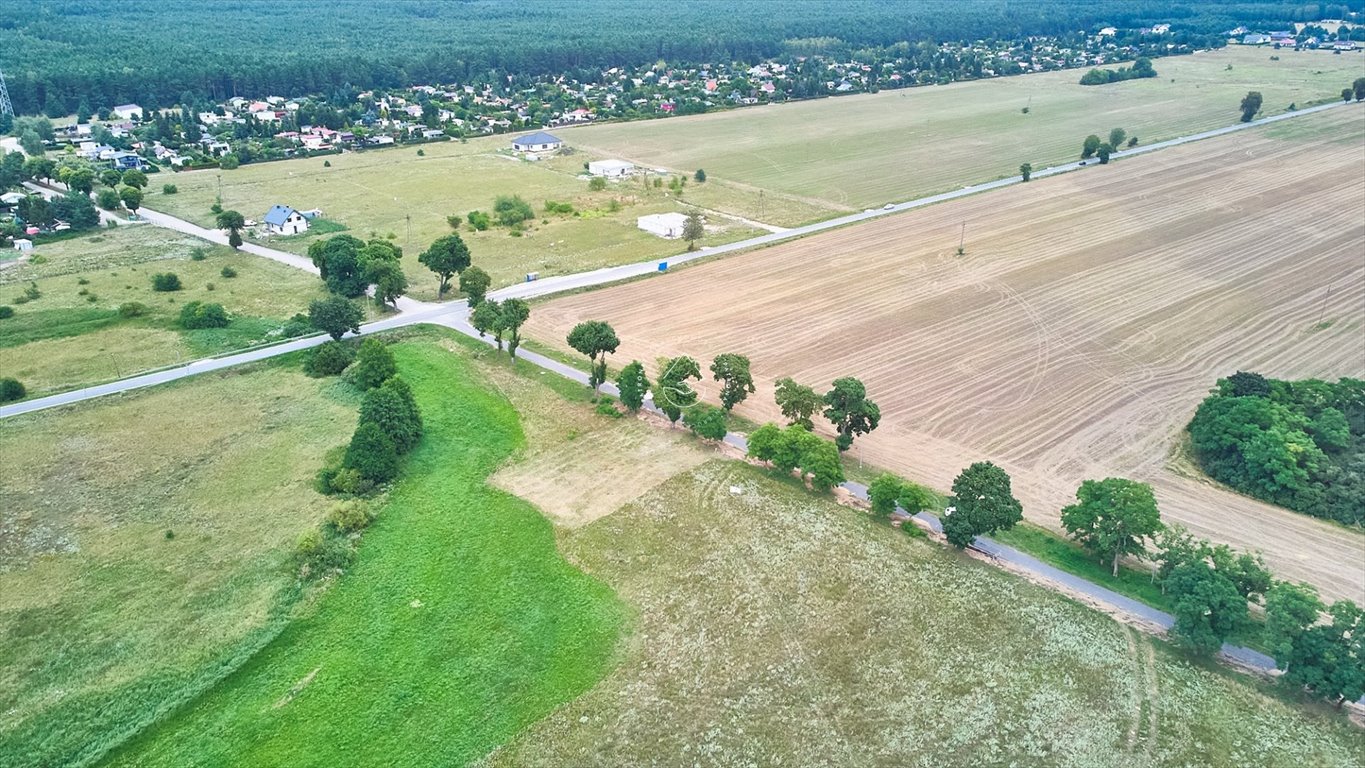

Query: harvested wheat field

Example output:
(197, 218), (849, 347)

(524, 106), (1365, 603)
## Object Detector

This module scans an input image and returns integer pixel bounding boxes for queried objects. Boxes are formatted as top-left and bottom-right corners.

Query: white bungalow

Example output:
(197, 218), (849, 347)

(511, 131), (563, 153)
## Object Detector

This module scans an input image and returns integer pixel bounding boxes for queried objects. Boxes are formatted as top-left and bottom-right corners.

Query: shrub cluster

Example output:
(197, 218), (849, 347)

(304, 340), (357, 377)
(317, 341), (423, 496)
(177, 301), (229, 329)
(151, 272), (182, 292)
(0, 377), (26, 402)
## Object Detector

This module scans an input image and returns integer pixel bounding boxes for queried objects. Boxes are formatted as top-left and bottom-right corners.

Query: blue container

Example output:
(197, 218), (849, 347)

(658, 262), (668, 272)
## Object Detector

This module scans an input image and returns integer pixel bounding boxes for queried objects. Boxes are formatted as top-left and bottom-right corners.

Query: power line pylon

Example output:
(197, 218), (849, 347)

(0, 68), (14, 118)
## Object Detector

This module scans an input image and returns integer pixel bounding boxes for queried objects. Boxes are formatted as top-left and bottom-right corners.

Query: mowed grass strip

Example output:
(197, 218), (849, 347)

(0, 358), (355, 768)
(558, 46), (1365, 212)
(485, 461), (1365, 767)
(0, 225), (339, 394)
(101, 341), (626, 767)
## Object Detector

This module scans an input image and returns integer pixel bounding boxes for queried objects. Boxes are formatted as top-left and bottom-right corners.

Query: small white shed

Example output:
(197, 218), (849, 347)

(637, 212), (690, 239)
(13, 239), (34, 252)
(588, 159), (636, 178)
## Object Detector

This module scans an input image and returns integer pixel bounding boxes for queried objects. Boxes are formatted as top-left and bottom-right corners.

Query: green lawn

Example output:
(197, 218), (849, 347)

(0, 225), (339, 395)
(100, 340), (626, 767)
(0, 357), (356, 768)
(558, 46), (1364, 214)
(485, 461), (1365, 766)
(152, 143), (762, 297)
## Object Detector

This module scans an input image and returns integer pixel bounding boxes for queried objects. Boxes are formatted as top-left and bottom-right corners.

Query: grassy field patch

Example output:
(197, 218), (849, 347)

(101, 339), (627, 767)
(0, 226), (338, 395)
(0, 358), (355, 768)
(154, 146), (761, 296)
(485, 461), (1365, 766)
(558, 47), (1363, 213)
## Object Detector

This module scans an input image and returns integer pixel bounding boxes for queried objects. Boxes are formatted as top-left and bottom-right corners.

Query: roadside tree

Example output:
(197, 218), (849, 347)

(683, 404), (728, 440)
(682, 212), (704, 250)
(418, 233), (471, 296)
(471, 299), (508, 350)
(216, 209), (246, 249)
(1081, 134), (1101, 159)
(822, 377), (880, 451)
(365, 259), (408, 308)
(567, 320), (620, 395)
(1060, 477), (1162, 576)
(615, 360), (651, 412)
(1107, 127), (1126, 149)
(309, 296), (363, 340)
(942, 461), (1023, 548)
(1280, 600), (1365, 706)
(1240, 91), (1263, 122)
(119, 186), (143, 214)
(1167, 560), (1248, 656)
(501, 298), (530, 359)
(655, 354), (701, 423)
(1264, 581), (1324, 672)
(710, 353), (755, 411)
(458, 266), (491, 306)
(1019, 162), (1032, 182)
(775, 377), (820, 429)
(869, 473), (905, 517)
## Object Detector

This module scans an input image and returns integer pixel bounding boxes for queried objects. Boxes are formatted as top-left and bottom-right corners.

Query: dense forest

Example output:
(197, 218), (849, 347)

(1188, 372), (1365, 526)
(1, 0), (1359, 116)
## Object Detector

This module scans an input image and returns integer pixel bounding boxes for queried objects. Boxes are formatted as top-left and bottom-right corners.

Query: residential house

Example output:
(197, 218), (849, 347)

(108, 151), (147, 171)
(1242, 33), (1271, 45)
(1333, 40), (1358, 51)
(112, 103), (144, 120)
(263, 205), (310, 236)
(511, 131), (563, 152)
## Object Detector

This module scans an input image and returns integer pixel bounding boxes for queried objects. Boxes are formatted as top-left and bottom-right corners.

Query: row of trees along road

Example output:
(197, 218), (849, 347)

(557, 323), (1363, 705)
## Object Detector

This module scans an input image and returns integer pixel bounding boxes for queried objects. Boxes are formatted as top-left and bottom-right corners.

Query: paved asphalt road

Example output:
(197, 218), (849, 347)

(0, 103), (1348, 675)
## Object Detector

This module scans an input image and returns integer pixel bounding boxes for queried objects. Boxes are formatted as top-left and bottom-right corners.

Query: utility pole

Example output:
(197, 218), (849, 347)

(957, 222), (966, 256)
(0, 68), (14, 119)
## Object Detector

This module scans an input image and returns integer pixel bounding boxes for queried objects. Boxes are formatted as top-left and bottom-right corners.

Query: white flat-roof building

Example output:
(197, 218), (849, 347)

(588, 159), (636, 178)
(637, 212), (690, 239)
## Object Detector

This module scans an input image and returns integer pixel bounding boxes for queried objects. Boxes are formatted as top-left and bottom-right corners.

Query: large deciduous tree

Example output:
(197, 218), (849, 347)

(118, 185), (144, 214)
(1060, 477), (1163, 577)
(775, 377), (820, 429)
(1264, 581), (1323, 673)
(566, 320), (620, 395)
(1081, 134), (1102, 159)
(1280, 600), (1365, 707)
(682, 212), (704, 250)
(822, 377), (880, 451)
(942, 461), (1023, 548)
(308, 295), (364, 340)
(1166, 560), (1248, 656)
(1239, 90), (1263, 122)
(417, 233), (471, 296)
(710, 353), (755, 411)
(216, 209), (246, 249)
(365, 259), (408, 308)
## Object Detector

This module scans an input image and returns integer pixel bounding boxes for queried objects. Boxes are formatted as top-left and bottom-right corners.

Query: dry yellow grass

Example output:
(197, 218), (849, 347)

(524, 107), (1365, 602)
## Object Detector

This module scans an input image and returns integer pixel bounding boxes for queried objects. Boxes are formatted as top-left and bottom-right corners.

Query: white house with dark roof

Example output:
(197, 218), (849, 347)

(263, 205), (309, 236)
(511, 131), (563, 153)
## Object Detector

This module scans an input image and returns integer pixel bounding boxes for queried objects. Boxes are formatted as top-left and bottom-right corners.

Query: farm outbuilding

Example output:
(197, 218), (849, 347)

(637, 212), (690, 239)
(588, 159), (636, 178)
(512, 131), (564, 153)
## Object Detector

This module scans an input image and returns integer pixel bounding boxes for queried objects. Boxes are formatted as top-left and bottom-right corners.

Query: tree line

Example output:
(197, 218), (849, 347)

(0, 0), (1327, 116)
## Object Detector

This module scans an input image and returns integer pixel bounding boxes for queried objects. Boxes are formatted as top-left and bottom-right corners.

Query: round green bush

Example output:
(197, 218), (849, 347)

(0, 306), (13, 319)
(0, 378), (27, 403)
(305, 340), (357, 377)
(151, 272), (182, 292)
(117, 301), (148, 317)
(220, 266), (238, 278)
(178, 301), (230, 329)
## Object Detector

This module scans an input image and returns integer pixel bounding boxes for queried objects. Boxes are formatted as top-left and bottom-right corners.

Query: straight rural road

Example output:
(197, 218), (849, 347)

(9, 105), (1339, 676)
(6, 98), (1353, 421)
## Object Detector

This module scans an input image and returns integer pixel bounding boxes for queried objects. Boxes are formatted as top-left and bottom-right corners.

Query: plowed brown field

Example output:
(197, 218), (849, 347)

(524, 107), (1365, 602)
